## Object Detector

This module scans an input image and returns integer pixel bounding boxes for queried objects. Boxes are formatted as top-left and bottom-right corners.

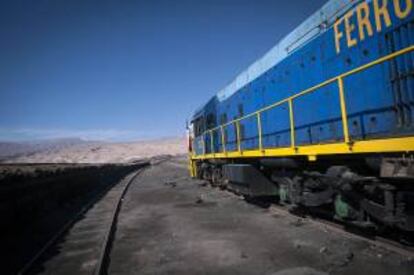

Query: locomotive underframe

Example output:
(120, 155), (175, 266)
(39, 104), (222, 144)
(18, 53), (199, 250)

(191, 154), (414, 235)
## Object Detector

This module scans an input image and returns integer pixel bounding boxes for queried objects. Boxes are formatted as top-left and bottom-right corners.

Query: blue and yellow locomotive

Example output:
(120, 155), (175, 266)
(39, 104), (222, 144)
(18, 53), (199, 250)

(188, 0), (414, 236)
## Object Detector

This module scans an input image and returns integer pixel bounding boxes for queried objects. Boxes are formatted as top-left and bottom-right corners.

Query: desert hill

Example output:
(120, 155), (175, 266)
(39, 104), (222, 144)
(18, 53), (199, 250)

(0, 137), (186, 163)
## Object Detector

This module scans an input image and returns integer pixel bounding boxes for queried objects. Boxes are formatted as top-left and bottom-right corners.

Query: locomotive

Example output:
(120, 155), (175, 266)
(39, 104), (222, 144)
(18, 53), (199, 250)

(188, 0), (414, 238)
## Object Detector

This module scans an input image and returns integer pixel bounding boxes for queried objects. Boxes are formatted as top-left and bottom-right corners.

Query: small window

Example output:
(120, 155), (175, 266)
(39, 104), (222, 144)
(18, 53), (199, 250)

(194, 117), (204, 137)
(220, 113), (227, 124)
(238, 104), (244, 118)
(240, 124), (245, 140)
(233, 116), (238, 142)
(206, 113), (215, 129)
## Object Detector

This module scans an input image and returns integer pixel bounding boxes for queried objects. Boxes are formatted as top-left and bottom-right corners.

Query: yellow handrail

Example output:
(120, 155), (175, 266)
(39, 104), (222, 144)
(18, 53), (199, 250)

(210, 130), (214, 154)
(220, 126), (226, 154)
(257, 112), (263, 151)
(201, 45), (414, 156)
(337, 77), (350, 144)
(236, 121), (241, 153)
(202, 133), (206, 155)
(288, 99), (295, 148)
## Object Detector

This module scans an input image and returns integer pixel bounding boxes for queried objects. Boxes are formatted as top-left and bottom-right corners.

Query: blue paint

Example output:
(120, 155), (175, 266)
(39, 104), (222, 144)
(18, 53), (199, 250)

(192, 0), (414, 155)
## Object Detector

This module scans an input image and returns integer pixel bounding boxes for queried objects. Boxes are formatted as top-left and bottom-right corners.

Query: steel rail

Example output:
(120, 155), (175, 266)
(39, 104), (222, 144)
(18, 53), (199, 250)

(93, 168), (146, 275)
(94, 156), (172, 275)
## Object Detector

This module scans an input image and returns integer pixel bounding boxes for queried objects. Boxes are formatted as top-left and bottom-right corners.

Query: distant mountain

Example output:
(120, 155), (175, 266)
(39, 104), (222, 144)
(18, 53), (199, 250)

(25, 137), (95, 149)
(0, 142), (35, 159)
(0, 138), (96, 161)
(1, 137), (186, 163)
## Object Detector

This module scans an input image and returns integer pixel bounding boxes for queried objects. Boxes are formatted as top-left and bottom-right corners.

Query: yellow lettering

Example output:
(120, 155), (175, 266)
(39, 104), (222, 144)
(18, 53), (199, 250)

(374, 0), (392, 32)
(334, 20), (344, 54)
(394, 0), (412, 18)
(357, 2), (374, 41)
(344, 10), (358, 48)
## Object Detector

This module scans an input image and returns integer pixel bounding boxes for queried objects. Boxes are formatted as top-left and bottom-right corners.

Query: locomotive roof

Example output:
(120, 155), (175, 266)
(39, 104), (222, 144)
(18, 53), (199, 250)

(216, 0), (358, 102)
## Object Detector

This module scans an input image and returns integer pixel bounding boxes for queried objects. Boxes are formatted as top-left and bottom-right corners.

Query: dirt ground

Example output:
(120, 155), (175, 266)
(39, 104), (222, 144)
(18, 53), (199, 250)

(107, 158), (414, 275)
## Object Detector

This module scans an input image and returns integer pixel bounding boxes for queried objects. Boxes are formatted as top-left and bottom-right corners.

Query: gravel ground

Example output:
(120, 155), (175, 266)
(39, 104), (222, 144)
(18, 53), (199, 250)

(108, 158), (414, 275)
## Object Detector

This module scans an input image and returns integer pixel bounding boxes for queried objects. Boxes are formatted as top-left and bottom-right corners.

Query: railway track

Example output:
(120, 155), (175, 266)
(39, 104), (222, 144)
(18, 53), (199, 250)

(268, 204), (414, 259)
(18, 160), (152, 275)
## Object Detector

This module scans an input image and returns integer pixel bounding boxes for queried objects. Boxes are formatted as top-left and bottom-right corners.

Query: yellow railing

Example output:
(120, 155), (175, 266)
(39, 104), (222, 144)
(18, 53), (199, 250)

(197, 45), (414, 157)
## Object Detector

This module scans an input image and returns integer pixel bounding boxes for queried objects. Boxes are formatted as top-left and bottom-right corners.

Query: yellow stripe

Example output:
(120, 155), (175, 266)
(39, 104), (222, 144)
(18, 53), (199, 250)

(191, 136), (414, 160)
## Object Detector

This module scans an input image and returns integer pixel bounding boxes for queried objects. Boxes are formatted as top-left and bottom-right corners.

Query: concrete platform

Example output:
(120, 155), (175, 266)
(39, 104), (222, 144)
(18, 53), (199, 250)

(108, 159), (414, 275)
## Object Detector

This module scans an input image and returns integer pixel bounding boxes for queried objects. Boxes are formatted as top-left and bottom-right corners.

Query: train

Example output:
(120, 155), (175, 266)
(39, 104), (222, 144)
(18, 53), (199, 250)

(188, 0), (414, 239)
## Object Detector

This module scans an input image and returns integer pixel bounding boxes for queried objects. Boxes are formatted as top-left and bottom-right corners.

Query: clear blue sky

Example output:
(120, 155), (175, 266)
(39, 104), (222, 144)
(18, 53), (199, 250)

(0, 0), (326, 142)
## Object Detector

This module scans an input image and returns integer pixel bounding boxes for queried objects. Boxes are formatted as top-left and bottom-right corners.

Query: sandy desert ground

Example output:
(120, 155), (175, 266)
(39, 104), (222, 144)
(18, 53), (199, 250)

(0, 137), (186, 163)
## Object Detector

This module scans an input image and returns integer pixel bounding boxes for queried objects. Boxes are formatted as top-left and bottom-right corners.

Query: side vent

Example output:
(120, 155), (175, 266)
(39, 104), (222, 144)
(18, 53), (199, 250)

(385, 20), (414, 128)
